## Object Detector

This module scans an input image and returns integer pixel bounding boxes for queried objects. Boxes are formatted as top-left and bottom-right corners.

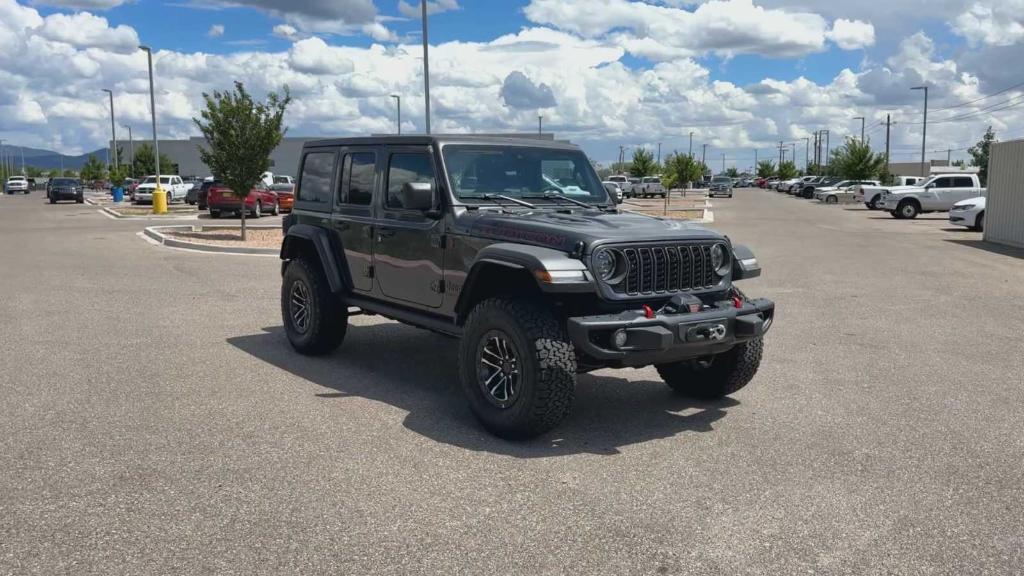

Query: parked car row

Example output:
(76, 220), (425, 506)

(763, 172), (989, 231)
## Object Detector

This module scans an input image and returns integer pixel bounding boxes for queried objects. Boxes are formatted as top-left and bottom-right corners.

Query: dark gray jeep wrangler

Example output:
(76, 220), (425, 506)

(280, 136), (774, 439)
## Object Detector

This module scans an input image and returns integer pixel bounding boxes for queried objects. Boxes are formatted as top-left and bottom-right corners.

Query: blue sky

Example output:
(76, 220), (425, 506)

(1, 0), (1020, 167)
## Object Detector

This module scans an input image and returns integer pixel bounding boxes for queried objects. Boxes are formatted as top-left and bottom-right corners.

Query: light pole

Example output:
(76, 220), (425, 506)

(657, 142), (661, 166)
(102, 89), (118, 171)
(390, 94), (401, 135)
(139, 45), (164, 213)
(688, 131), (694, 158)
(801, 137), (810, 171)
(421, 0), (432, 134)
(912, 86), (929, 178)
(123, 125), (134, 177)
(721, 153), (726, 174)
(538, 114), (543, 137)
(0, 139), (5, 182)
(853, 116), (865, 143)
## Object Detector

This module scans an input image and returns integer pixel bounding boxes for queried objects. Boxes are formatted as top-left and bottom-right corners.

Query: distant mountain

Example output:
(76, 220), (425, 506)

(0, 145), (111, 171)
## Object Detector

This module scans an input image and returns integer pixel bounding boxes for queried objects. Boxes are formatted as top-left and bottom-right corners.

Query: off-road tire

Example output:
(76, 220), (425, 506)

(458, 298), (576, 439)
(281, 258), (347, 355)
(973, 212), (985, 232)
(657, 337), (763, 399)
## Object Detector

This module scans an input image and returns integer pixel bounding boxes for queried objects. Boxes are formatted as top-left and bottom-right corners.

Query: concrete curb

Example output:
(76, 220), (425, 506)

(100, 206), (201, 220)
(143, 225), (279, 255)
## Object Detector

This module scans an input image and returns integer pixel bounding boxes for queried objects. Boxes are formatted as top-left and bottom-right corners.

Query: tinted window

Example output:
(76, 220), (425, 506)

(953, 177), (974, 188)
(341, 153), (375, 206)
(932, 177), (953, 188)
(298, 152), (336, 204)
(387, 153), (435, 209)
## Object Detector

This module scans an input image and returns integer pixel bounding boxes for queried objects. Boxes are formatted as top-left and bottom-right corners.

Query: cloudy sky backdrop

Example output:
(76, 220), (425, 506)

(0, 0), (1021, 168)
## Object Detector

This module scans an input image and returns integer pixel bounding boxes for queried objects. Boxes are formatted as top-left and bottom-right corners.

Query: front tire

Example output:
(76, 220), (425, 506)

(209, 210), (221, 219)
(867, 195), (880, 210)
(825, 195), (838, 204)
(281, 258), (347, 355)
(973, 212), (985, 232)
(897, 200), (919, 219)
(657, 338), (763, 399)
(252, 201), (262, 219)
(458, 298), (576, 439)
(270, 200), (280, 216)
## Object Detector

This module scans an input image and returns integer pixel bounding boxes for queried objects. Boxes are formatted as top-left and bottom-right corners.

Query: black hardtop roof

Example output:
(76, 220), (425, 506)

(302, 135), (581, 151)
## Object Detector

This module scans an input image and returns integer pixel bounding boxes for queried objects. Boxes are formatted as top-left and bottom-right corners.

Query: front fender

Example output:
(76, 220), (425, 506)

(731, 245), (762, 280)
(475, 243), (593, 290)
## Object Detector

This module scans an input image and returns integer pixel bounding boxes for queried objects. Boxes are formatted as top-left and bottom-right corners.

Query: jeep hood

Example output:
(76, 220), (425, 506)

(463, 208), (722, 253)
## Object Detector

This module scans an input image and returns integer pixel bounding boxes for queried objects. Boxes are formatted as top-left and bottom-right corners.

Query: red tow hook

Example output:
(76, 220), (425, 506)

(642, 304), (655, 319)
(733, 295), (743, 309)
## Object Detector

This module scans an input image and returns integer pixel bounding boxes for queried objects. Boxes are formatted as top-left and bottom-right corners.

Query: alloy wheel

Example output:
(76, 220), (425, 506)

(477, 331), (521, 409)
(289, 280), (311, 333)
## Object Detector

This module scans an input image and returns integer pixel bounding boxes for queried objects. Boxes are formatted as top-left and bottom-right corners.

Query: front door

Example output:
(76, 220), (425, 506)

(373, 147), (445, 309)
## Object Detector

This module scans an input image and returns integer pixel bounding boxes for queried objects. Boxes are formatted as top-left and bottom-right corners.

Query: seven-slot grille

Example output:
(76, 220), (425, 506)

(617, 244), (717, 295)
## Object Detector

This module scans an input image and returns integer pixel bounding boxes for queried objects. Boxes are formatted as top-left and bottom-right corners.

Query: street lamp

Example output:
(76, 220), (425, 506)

(853, 116), (866, 143)
(538, 114), (543, 137)
(688, 131), (694, 158)
(420, 0), (431, 134)
(801, 137), (810, 171)
(911, 86), (929, 178)
(122, 124), (134, 177)
(390, 94), (401, 135)
(102, 89), (118, 170)
(139, 45), (164, 213)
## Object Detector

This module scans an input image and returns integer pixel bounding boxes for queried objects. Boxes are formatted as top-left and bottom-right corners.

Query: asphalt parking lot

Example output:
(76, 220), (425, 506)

(2, 190), (1022, 575)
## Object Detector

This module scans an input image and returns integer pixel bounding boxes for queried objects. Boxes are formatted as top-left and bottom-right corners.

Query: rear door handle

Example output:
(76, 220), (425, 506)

(377, 229), (396, 241)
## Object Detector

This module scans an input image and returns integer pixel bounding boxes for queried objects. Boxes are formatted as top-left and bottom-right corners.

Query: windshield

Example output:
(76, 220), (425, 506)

(443, 145), (609, 204)
(52, 179), (79, 186)
(643, 177), (660, 183)
(274, 176), (290, 184)
(712, 177), (731, 183)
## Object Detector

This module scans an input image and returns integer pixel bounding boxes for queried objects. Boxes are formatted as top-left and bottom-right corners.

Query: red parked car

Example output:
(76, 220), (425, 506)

(207, 181), (280, 219)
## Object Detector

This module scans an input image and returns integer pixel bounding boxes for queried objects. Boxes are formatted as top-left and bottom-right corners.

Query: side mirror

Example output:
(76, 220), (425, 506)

(401, 181), (435, 212)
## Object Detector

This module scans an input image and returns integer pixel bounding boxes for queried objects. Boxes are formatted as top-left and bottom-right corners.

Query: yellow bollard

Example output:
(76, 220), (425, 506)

(152, 185), (167, 214)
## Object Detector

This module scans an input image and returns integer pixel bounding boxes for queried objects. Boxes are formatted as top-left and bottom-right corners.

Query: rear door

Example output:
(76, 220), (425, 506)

(950, 176), (979, 204)
(332, 148), (378, 293)
(373, 146), (445, 309)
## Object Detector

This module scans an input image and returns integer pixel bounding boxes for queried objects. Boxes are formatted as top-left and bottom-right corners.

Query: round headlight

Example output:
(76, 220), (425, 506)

(593, 248), (617, 281)
(711, 243), (731, 276)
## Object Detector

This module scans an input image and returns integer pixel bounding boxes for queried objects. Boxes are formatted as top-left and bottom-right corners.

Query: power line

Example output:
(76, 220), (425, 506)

(930, 79), (1024, 113)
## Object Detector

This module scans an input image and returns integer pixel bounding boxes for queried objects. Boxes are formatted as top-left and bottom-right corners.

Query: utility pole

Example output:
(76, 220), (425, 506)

(912, 85), (928, 177)
(538, 115), (542, 137)
(390, 94), (402, 135)
(802, 137), (810, 171)
(754, 149), (758, 168)
(884, 114), (892, 171)
(657, 142), (661, 166)
(123, 125), (134, 177)
(853, 116), (865, 143)
(821, 130), (831, 169)
(102, 88), (118, 170)
(421, 0), (432, 134)
(946, 148), (952, 164)
(791, 143), (797, 169)
(688, 131), (694, 158)
(778, 140), (784, 168)
(21, 146), (25, 175)
(721, 153), (726, 174)
(140, 45), (163, 212)
(701, 144), (707, 172)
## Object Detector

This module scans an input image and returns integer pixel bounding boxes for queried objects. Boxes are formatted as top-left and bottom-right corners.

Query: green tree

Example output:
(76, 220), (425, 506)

(194, 81), (291, 240)
(829, 137), (886, 180)
(756, 160), (776, 178)
(662, 152), (705, 189)
(629, 148), (657, 178)
(968, 126), (996, 186)
(725, 167), (739, 178)
(131, 143), (176, 178)
(79, 154), (107, 182)
(777, 160), (798, 180)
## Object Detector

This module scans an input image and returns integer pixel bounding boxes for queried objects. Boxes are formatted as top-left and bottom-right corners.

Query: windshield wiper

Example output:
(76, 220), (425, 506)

(523, 191), (594, 208)
(475, 193), (536, 209)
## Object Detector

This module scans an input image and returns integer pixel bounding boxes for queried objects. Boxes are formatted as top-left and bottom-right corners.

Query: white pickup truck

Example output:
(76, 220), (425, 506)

(132, 175), (192, 205)
(876, 174), (986, 219)
(636, 176), (665, 198)
(856, 176), (925, 209)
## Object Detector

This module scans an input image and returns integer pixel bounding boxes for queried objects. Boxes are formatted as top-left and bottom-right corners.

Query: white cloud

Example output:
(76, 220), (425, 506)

(398, 0), (459, 18)
(272, 24), (300, 40)
(827, 19), (875, 50)
(207, 24), (225, 38)
(952, 0), (1024, 46)
(288, 36), (356, 75)
(522, 0), (873, 60)
(37, 12), (140, 53)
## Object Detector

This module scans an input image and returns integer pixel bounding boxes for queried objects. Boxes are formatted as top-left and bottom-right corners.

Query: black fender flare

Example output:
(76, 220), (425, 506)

(280, 224), (350, 294)
(455, 243), (593, 315)
(731, 244), (761, 280)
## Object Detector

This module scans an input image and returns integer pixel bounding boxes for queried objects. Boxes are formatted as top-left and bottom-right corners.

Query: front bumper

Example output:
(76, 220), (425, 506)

(50, 189), (81, 200)
(567, 298), (775, 367)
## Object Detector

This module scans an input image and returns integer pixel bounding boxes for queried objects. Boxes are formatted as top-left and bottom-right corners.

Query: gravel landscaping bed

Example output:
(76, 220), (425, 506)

(164, 227), (282, 248)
